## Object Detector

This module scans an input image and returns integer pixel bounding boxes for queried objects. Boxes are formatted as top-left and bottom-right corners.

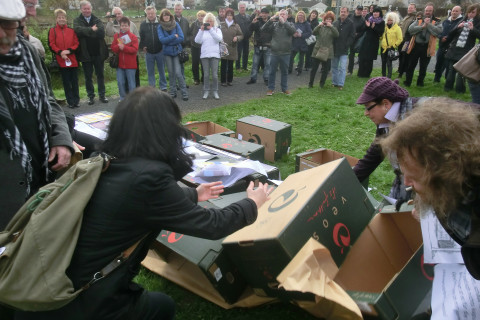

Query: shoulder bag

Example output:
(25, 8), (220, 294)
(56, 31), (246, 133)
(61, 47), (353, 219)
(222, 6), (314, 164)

(385, 33), (399, 61)
(219, 40), (229, 58)
(314, 47), (329, 62)
(454, 44), (480, 83)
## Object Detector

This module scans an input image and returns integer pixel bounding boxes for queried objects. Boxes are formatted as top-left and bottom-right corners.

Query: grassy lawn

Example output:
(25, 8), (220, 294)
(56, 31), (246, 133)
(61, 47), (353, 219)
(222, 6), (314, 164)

(27, 9), (474, 318)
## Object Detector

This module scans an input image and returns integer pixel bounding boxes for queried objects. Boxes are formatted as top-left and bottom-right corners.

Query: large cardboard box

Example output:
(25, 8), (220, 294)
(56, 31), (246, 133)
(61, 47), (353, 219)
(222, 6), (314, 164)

(200, 134), (265, 162)
(184, 121), (234, 142)
(236, 115), (291, 162)
(295, 148), (359, 172)
(334, 210), (434, 319)
(222, 158), (375, 297)
(152, 197), (248, 304)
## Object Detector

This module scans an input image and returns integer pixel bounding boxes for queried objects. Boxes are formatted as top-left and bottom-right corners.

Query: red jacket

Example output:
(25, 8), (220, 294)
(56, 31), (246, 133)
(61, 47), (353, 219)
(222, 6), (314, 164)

(111, 31), (138, 69)
(48, 23), (79, 68)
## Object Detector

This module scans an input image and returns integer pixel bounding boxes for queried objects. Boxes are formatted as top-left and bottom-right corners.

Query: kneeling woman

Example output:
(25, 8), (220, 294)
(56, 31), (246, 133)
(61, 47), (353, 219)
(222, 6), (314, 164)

(111, 17), (139, 101)
(15, 87), (272, 320)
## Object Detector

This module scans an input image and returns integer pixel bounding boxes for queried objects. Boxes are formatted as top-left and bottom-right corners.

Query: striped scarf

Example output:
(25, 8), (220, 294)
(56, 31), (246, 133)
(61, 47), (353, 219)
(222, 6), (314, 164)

(456, 19), (473, 48)
(0, 37), (51, 197)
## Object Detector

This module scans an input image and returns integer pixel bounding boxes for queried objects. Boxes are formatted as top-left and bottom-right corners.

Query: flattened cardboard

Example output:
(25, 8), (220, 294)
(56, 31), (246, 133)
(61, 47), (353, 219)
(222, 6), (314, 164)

(222, 158), (374, 297)
(184, 121), (234, 142)
(200, 134), (265, 162)
(295, 148), (359, 172)
(236, 115), (291, 162)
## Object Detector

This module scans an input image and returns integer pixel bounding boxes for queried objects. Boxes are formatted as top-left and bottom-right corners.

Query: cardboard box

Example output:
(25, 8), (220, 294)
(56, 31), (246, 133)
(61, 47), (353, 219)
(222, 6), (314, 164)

(184, 121), (234, 142)
(295, 148), (359, 172)
(334, 210), (433, 319)
(236, 115), (291, 162)
(222, 158), (375, 297)
(200, 134), (265, 162)
(152, 197), (248, 304)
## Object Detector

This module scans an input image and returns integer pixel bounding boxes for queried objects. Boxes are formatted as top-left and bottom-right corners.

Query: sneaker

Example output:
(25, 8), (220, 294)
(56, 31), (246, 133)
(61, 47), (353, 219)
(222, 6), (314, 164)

(246, 79), (256, 84)
(213, 91), (219, 100)
(282, 90), (292, 96)
(266, 90), (273, 96)
(203, 91), (209, 99)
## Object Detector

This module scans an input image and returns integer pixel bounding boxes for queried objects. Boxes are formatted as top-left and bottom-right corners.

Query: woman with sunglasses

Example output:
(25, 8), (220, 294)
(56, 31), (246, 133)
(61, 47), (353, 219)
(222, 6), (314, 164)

(353, 77), (422, 203)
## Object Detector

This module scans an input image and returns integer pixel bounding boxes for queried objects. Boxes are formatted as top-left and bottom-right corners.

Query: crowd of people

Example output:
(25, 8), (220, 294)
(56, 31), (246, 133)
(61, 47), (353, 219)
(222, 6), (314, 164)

(21, 2), (478, 104)
(1, 0), (480, 319)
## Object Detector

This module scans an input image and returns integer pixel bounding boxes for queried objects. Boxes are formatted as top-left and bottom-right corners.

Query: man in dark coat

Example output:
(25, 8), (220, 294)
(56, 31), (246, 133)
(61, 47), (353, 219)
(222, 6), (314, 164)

(347, 5), (365, 75)
(73, 0), (109, 105)
(247, 8), (272, 85)
(235, 1), (251, 71)
(332, 7), (354, 89)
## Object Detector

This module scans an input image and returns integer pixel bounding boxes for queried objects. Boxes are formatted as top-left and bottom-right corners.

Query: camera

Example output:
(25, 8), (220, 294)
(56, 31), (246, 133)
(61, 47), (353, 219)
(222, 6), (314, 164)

(203, 23), (210, 28)
(107, 14), (116, 18)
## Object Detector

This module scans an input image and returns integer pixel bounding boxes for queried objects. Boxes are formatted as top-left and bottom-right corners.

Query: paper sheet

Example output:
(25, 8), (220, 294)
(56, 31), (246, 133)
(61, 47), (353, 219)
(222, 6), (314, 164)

(431, 264), (480, 320)
(191, 160), (267, 187)
(420, 209), (463, 264)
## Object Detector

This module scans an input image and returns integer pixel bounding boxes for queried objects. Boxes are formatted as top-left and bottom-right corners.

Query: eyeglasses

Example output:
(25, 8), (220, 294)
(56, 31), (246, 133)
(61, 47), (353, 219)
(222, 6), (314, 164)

(0, 20), (19, 30)
(365, 103), (378, 112)
(23, 2), (36, 8)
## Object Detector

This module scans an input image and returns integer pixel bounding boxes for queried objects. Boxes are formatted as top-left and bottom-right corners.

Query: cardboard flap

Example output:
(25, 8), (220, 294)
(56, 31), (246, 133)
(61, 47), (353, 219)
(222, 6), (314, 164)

(277, 238), (362, 320)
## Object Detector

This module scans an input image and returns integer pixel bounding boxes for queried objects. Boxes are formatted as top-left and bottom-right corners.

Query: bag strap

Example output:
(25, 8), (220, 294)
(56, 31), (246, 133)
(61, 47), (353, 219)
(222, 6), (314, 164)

(81, 234), (149, 290)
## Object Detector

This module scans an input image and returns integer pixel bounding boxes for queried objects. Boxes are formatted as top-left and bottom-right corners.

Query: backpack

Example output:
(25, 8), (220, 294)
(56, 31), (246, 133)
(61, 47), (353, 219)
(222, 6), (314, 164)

(0, 154), (143, 311)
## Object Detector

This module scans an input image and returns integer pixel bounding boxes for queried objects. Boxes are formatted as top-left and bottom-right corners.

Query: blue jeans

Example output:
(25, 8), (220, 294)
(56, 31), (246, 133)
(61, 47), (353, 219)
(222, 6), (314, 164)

(201, 57), (219, 92)
(250, 47), (270, 82)
(116, 68), (136, 100)
(469, 80), (480, 104)
(145, 51), (167, 90)
(331, 55), (347, 87)
(164, 55), (188, 98)
(82, 55), (105, 99)
(268, 53), (289, 92)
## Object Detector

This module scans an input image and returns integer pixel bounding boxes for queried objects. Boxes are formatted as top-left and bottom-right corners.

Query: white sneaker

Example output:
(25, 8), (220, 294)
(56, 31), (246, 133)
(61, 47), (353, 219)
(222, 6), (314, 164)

(213, 91), (219, 100)
(203, 91), (209, 99)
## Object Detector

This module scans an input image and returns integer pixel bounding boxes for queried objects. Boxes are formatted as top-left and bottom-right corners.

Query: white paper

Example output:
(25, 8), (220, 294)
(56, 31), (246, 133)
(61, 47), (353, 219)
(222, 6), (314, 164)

(421, 209), (463, 264)
(431, 264), (480, 320)
(379, 192), (397, 205)
(192, 159), (267, 187)
(119, 33), (131, 44)
(74, 121), (107, 140)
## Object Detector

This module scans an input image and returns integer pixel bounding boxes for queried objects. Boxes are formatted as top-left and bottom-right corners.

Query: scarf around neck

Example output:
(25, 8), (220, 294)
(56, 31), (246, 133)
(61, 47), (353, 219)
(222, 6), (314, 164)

(159, 19), (176, 31)
(457, 19), (473, 48)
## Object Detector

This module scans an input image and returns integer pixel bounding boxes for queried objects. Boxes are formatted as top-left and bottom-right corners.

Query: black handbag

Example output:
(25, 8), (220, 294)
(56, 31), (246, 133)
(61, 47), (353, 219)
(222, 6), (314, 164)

(178, 49), (189, 64)
(108, 53), (119, 68)
(385, 33), (399, 61)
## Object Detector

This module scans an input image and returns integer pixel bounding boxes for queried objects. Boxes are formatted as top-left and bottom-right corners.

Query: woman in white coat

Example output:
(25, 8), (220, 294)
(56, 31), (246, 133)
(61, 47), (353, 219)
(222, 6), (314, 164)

(195, 12), (223, 100)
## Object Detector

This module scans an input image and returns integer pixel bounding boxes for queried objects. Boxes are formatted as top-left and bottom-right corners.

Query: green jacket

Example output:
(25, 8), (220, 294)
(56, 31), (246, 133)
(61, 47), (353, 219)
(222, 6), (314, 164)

(312, 24), (339, 60)
(261, 19), (295, 55)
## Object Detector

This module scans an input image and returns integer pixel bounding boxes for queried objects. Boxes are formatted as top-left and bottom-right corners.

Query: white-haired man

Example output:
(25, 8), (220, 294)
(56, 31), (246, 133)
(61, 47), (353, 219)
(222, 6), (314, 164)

(235, 1), (251, 71)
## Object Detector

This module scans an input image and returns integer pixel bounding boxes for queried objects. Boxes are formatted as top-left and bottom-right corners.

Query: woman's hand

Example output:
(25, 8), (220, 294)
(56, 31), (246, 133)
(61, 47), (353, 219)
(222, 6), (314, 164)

(247, 181), (274, 209)
(197, 181), (224, 202)
(233, 36), (238, 42)
(118, 43), (124, 50)
(365, 20), (370, 27)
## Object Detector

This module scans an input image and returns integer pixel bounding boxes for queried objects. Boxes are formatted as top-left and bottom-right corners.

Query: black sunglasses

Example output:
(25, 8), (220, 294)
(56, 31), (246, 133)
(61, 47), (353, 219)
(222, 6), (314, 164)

(365, 103), (378, 112)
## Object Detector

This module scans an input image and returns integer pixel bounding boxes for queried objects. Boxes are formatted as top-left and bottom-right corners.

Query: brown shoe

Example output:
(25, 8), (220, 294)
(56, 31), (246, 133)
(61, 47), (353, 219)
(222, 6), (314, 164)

(282, 90), (291, 96)
(266, 90), (273, 96)
(338, 86), (343, 90)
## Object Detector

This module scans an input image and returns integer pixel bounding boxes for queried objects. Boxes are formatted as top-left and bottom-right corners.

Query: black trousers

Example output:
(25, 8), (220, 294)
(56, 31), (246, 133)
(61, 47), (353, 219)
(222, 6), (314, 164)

(82, 55), (106, 99)
(444, 59), (466, 93)
(434, 46), (449, 81)
(289, 50), (306, 73)
(357, 58), (374, 78)
(309, 58), (331, 87)
(236, 38), (249, 70)
(60, 67), (80, 106)
(381, 51), (393, 78)
(404, 43), (430, 86)
(347, 42), (356, 74)
(191, 46), (204, 82)
(220, 59), (234, 83)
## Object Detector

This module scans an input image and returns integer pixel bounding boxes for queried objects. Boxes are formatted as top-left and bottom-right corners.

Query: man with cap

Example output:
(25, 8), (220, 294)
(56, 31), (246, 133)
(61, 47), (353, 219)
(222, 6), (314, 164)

(246, 7), (272, 85)
(74, 0), (109, 105)
(347, 5), (365, 75)
(353, 77), (425, 203)
(0, 1), (73, 316)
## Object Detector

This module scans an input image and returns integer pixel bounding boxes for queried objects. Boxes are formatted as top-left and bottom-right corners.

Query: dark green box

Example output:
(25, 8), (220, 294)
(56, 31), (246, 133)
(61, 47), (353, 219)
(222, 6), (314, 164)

(236, 115), (291, 162)
(222, 158), (375, 297)
(200, 134), (265, 162)
(154, 197), (247, 304)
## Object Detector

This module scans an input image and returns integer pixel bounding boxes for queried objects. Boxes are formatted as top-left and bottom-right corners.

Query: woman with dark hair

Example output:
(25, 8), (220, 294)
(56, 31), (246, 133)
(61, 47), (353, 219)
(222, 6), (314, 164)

(444, 4), (480, 93)
(288, 10), (312, 75)
(304, 10), (319, 71)
(353, 77), (421, 203)
(15, 87), (272, 320)
(358, 6), (385, 78)
(220, 8), (243, 86)
(157, 8), (189, 101)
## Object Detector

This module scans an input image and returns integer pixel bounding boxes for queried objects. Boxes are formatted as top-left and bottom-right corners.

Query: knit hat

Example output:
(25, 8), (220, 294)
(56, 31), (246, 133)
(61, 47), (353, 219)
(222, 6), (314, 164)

(0, 0), (26, 20)
(356, 77), (409, 104)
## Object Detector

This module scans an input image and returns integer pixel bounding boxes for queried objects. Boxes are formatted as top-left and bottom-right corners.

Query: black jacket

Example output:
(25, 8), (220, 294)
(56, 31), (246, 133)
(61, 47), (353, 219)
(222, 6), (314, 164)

(350, 14), (366, 41)
(249, 16), (272, 47)
(333, 17), (355, 56)
(358, 19), (385, 60)
(175, 15), (190, 47)
(445, 17), (480, 61)
(235, 13), (251, 39)
(15, 157), (258, 319)
(139, 18), (163, 54)
(73, 13), (108, 62)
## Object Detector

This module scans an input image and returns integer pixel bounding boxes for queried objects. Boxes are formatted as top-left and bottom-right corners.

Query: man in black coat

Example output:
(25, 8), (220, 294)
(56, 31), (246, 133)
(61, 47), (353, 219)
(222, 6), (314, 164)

(246, 8), (272, 85)
(73, 0), (109, 105)
(347, 5), (365, 75)
(332, 7), (355, 89)
(235, 1), (251, 71)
